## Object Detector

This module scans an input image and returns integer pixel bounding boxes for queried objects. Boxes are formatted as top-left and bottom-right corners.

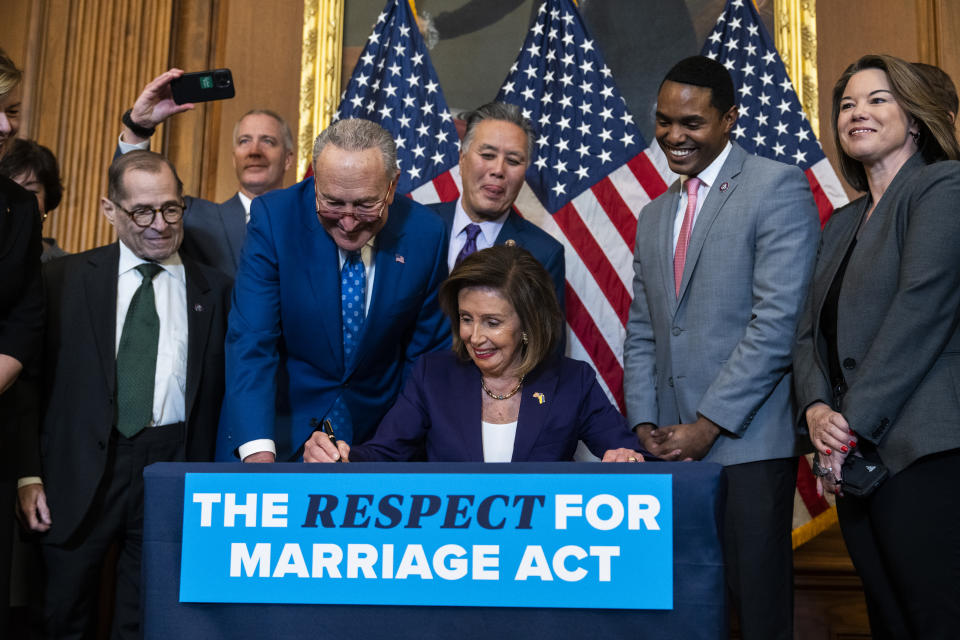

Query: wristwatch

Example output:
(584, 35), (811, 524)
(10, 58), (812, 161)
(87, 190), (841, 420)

(811, 456), (833, 478)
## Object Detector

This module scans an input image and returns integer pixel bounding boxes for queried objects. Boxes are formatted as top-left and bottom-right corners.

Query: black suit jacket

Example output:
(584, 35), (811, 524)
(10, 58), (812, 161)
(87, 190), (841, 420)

(0, 176), (43, 480)
(29, 243), (231, 544)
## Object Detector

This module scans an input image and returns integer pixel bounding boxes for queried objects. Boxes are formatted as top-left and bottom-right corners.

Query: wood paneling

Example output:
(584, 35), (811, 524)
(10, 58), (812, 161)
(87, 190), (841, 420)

(208, 0), (303, 203)
(20, 0), (174, 252)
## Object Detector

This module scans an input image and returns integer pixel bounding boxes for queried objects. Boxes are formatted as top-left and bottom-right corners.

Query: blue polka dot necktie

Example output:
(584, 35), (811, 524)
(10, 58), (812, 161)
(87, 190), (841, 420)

(455, 223), (482, 266)
(116, 263), (163, 438)
(328, 251), (366, 444)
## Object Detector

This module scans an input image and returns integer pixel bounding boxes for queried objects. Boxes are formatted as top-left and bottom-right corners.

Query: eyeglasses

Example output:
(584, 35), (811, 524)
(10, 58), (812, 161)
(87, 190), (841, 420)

(315, 190), (389, 223)
(111, 200), (185, 228)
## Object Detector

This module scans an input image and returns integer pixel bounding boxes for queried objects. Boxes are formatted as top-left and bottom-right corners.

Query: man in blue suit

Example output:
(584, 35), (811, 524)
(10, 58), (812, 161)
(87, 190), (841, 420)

(118, 69), (295, 277)
(429, 102), (565, 312)
(217, 118), (450, 462)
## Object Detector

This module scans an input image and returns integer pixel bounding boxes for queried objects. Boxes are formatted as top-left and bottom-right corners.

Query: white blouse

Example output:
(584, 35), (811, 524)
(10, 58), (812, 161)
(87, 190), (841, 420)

(481, 420), (519, 462)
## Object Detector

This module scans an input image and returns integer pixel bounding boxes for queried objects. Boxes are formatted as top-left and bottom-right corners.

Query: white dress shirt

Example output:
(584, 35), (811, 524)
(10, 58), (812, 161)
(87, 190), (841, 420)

(116, 241), (188, 427)
(672, 142), (733, 251)
(446, 198), (510, 272)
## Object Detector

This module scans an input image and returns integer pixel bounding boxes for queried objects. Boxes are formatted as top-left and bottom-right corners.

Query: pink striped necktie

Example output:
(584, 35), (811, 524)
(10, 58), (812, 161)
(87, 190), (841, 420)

(673, 176), (701, 297)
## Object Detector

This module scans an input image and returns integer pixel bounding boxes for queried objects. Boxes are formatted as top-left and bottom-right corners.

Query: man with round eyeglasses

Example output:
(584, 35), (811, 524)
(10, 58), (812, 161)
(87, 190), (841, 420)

(217, 118), (450, 463)
(18, 150), (231, 637)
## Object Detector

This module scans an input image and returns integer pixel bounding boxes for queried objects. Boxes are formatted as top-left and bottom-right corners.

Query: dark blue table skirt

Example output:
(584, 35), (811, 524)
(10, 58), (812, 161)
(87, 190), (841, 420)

(143, 462), (726, 640)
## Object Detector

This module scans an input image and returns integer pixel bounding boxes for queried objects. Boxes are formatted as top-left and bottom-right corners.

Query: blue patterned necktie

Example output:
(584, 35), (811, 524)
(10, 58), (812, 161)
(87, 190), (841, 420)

(455, 223), (482, 266)
(328, 250), (366, 444)
(116, 263), (164, 438)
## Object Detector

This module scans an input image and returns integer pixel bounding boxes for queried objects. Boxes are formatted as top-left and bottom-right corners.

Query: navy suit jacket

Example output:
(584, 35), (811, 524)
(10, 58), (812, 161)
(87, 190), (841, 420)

(217, 178), (451, 459)
(350, 351), (641, 462)
(429, 200), (566, 312)
(180, 194), (246, 278)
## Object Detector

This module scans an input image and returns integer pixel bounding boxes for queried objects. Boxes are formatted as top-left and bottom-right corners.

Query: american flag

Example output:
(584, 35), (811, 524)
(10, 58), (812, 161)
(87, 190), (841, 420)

(701, 0), (847, 226)
(336, 0), (461, 201)
(701, 0), (849, 546)
(495, 0), (670, 409)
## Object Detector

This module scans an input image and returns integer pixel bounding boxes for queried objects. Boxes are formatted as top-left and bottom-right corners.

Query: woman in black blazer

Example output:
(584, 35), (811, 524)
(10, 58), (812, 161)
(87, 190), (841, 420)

(793, 54), (960, 639)
(0, 48), (44, 633)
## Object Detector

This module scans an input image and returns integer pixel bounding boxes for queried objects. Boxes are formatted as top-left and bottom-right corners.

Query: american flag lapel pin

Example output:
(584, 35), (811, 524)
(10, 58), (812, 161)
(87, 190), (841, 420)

(193, 303), (204, 312)
(395, 254), (405, 264)
(719, 182), (729, 192)
(533, 392), (545, 405)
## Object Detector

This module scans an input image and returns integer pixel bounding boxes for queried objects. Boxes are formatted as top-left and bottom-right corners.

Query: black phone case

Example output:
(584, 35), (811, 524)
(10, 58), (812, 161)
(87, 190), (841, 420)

(841, 454), (888, 497)
(171, 69), (235, 104)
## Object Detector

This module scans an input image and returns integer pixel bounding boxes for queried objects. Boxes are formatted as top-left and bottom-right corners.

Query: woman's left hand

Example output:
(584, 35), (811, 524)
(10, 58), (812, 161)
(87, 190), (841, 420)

(601, 448), (645, 463)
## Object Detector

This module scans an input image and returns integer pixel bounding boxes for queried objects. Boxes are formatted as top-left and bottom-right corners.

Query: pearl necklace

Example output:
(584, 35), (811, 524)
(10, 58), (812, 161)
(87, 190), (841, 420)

(481, 375), (524, 400)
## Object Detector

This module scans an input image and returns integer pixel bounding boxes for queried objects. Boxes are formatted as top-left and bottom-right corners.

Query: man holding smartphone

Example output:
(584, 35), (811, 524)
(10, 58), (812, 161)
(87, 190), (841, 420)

(117, 69), (294, 277)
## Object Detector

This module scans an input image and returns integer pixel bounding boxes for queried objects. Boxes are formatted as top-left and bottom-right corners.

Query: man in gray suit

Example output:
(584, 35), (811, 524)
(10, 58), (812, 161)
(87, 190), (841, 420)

(623, 56), (819, 639)
(117, 69), (294, 276)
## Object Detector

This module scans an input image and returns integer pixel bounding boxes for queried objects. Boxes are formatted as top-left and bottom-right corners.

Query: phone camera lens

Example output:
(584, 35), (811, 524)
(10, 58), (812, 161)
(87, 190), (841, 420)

(213, 70), (230, 88)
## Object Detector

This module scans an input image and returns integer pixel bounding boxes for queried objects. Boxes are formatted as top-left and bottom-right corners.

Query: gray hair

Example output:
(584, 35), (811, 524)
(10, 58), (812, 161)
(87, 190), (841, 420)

(461, 102), (535, 163)
(233, 109), (294, 153)
(312, 118), (398, 178)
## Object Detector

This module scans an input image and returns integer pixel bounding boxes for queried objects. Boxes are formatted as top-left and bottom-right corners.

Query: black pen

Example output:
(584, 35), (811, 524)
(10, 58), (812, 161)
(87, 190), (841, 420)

(312, 418), (343, 463)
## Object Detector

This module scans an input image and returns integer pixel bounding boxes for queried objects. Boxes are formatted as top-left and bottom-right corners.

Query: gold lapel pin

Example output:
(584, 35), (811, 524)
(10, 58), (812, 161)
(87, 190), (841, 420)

(533, 392), (545, 404)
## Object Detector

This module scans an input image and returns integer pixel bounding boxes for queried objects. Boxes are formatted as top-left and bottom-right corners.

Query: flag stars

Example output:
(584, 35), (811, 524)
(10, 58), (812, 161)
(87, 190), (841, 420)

(578, 101), (592, 115)
(772, 142), (786, 156)
(412, 144), (425, 158)
(431, 150), (446, 165)
(580, 39), (595, 53)
(561, 52), (575, 66)
(416, 123), (430, 137)
(551, 182), (566, 196)
(521, 87), (536, 101)
(759, 72), (773, 86)
(732, 124), (747, 139)
(425, 79), (438, 94)
(723, 59), (736, 71)
(621, 132), (635, 147)
(776, 99), (792, 114)
(744, 43), (757, 57)
(402, 95), (416, 109)
(560, 73), (574, 87)
(742, 63), (755, 77)
(580, 80), (593, 94)
(574, 165), (590, 180)
(577, 122), (591, 136)
(793, 149), (807, 164)
(752, 132), (766, 146)
(598, 128), (612, 142)
(598, 149), (612, 164)
(361, 52), (375, 66)
(779, 78), (794, 93)
(763, 51), (777, 65)
(739, 84), (753, 97)
(406, 74), (420, 87)
(575, 142), (591, 158)
(600, 106), (613, 121)
(600, 85), (614, 99)
(747, 24), (759, 37)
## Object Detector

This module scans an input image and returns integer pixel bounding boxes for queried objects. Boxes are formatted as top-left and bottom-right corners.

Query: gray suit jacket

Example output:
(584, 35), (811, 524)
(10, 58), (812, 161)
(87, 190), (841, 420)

(180, 194), (246, 278)
(793, 154), (960, 475)
(624, 143), (819, 466)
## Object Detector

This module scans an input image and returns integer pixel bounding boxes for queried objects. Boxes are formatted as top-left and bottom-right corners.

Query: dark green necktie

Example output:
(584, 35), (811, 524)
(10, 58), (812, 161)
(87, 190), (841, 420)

(116, 263), (164, 438)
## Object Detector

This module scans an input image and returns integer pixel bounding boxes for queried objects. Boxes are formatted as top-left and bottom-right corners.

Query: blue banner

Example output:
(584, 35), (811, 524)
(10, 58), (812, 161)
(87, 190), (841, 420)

(180, 472), (673, 609)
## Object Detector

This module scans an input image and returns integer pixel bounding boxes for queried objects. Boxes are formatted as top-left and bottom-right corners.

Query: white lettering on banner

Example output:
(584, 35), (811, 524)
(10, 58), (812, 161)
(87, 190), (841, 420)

(227, 542), (622, 583)
(193, 493), (221, 527)
(555, 494), (661, 530)
(195, 493), (291, 528)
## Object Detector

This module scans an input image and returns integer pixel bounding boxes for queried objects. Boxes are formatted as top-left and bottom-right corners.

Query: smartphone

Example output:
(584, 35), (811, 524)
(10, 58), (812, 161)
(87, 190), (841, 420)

(170, 69), (236, 104)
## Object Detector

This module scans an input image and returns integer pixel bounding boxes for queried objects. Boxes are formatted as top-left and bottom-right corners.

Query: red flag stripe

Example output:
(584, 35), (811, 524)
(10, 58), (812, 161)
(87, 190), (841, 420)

(804, 167), (834, 229)
(552, 203), (633, 326)
(565, 283), (626, 411)
(590, 177), (640, 249)
(627, 152), (670, 202)
(432, 171), (461, 203)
